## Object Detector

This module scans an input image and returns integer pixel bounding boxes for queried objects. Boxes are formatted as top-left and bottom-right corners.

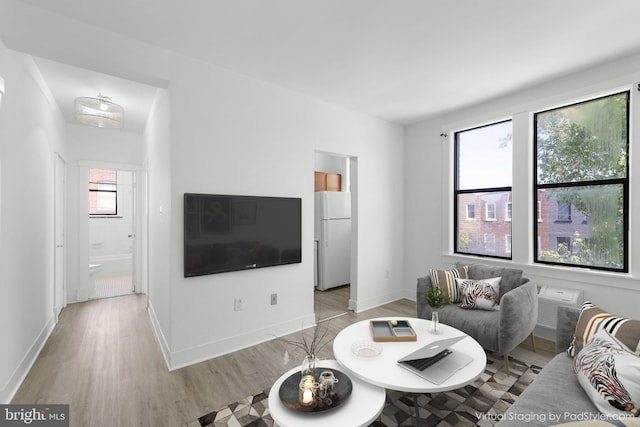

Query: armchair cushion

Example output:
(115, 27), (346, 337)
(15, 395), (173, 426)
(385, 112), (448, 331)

(423, 302), (501, 351)
(456, 277), (501, 310)
(456, 262), (523, 301)
(429, 265), (468, 303)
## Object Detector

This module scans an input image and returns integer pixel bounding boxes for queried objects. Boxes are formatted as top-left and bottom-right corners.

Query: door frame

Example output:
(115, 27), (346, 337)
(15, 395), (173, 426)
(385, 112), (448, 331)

(54, 153), (67, 322)
(77, 160), (146, 300)
(313, 151), (359, 311)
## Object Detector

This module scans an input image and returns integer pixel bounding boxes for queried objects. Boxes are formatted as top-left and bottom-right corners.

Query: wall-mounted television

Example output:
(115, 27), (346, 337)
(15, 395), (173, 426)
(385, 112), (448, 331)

(184, 193), (302, 277)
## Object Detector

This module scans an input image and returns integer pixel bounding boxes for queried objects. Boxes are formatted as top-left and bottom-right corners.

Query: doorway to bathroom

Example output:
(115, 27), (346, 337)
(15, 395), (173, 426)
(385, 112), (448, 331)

(88, 168), (136, 299)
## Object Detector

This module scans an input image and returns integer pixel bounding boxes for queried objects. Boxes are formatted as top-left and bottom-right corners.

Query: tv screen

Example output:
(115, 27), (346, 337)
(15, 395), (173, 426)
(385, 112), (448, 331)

(184, 193), (302, 277)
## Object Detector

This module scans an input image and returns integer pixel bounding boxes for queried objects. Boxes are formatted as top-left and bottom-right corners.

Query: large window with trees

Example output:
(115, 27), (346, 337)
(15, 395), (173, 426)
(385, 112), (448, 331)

(455, 120), (513, 258)
(534, 92), (629, 272)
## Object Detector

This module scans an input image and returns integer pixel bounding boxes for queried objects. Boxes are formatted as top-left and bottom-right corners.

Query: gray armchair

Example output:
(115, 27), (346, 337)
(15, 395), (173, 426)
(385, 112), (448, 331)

(416, 263), (538, 374)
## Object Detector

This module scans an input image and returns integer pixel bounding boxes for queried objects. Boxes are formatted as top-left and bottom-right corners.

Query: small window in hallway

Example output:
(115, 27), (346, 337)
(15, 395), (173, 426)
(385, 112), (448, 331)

(89, 168), (117, 215)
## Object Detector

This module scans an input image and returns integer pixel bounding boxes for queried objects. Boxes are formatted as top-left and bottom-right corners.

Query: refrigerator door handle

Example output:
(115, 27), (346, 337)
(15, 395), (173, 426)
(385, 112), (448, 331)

(323, 224), (329, 247)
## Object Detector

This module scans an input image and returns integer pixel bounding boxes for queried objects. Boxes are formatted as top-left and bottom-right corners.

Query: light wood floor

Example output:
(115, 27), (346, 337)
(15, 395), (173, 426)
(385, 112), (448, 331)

(12, 289), (553, 426)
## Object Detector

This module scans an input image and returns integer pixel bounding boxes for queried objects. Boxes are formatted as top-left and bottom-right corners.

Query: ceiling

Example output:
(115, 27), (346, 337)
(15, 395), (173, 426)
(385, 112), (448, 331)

(4, 0), (640, 130)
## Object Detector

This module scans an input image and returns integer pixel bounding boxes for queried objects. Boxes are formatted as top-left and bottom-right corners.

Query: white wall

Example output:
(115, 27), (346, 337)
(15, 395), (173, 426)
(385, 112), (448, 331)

(141, 52), (404, 369)
(145, 88), (172, 365)
(0, 42), (67, 403)
(404, 52), (640, 327)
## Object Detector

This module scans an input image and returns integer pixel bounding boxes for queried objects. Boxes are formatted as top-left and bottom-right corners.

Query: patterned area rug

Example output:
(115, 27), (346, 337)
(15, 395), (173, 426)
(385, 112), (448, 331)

(196, 353), (542, 427)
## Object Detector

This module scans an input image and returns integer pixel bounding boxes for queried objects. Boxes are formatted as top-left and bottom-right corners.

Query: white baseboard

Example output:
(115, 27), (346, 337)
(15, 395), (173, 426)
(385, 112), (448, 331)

(168, 313), (316, 371)
(76, 287), (88, 302)
(352, 290), (405, 313)
(0, 314), (56, 404)
(147, 301), (172, 371)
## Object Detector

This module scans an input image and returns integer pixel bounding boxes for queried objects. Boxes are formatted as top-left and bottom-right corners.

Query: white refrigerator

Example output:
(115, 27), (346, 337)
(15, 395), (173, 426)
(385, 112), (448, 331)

(315, 191), (351, 291)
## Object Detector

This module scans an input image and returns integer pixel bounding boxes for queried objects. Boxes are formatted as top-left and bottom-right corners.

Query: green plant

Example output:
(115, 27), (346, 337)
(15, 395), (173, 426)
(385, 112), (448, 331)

(425, 282), (448, 308)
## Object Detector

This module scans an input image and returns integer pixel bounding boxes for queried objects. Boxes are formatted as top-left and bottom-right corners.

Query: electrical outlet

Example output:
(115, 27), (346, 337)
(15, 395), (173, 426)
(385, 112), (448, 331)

(270, 293), (278, 305)
(234, 297), (243, 311)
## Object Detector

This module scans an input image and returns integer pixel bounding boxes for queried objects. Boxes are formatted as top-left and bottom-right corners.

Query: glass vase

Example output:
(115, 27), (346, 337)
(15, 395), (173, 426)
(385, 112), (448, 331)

(301, 354), (319, 375)
(431, 311), (440, 334)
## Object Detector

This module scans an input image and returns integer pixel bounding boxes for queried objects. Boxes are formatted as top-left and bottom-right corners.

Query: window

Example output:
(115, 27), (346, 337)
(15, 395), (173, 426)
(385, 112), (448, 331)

(556, 236), (571, 255)
(455, 120), (512, 258)
(557, 202), (571, 221)
(466, 204), (476, 220)
(534, 91), (629, 272)
(505, 234), (512, 253)
(485, 203), (496, 221)
(484, 233), (496, 251)
(89, 168), (117, 215)
(505, 202), (512, 222)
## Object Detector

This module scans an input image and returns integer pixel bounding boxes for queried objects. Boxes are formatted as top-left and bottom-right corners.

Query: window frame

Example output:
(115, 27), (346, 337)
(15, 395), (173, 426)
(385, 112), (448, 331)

(505, 202), (512, 222)
(454, 119), (513, 260)
(556, 202), (571, 222)
(484, 233), (496, 252)
(89, 168), (118, 216)
(466, 203), (476, 220)
(485, 202), (497, 221)
(533, 91), (630, 273)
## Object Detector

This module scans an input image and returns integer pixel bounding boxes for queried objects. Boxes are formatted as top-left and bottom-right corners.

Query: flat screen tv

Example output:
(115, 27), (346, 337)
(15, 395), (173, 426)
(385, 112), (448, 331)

(184, 193), (302, 277)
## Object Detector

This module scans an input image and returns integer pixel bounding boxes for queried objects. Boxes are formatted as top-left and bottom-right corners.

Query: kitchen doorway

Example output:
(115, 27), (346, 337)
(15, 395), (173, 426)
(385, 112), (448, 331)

(314, 151), (357, 319)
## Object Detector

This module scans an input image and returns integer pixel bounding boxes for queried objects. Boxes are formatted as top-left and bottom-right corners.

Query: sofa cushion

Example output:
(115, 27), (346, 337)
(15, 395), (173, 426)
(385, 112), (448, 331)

(456, 277), (501, 310)
(429, 266), (468, 303)
(575, 328), (640, 416)
(568, 301), (640, 358)
(497, 353), (598, 427)
(455, 262), (522, 300)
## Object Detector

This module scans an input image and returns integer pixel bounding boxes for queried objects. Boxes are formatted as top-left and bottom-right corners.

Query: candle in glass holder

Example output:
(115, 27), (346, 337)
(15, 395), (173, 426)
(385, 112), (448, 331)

(299, 374), (316, 406)
(302, 388), (313, 404)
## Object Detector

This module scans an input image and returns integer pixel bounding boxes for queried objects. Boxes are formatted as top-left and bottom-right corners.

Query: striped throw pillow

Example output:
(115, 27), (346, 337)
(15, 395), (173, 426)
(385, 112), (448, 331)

(568, 301), (640, 358)
(428, 266), (468, 303)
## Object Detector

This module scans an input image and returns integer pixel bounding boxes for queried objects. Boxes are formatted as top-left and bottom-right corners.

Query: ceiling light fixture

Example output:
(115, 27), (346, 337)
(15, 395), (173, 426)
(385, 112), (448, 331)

(74, 94), (123, 129)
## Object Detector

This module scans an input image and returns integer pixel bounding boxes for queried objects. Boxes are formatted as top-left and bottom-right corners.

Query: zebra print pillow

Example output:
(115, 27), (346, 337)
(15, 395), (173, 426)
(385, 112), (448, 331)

(568, 301), (640, 358)
(575, 328), (640, 417)
(455, 277), (501, 310)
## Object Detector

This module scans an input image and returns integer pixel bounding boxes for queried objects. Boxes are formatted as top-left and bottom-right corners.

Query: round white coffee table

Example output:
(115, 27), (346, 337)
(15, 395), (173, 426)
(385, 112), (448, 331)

(333, 317), (486, 393)
(268, 359), (386, 427)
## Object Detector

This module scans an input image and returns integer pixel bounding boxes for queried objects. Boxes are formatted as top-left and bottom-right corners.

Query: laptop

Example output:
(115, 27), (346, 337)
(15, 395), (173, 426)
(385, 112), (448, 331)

(397, 336), (473, 384)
